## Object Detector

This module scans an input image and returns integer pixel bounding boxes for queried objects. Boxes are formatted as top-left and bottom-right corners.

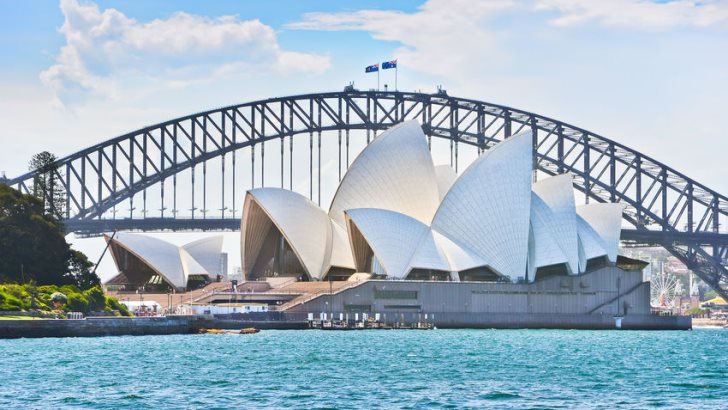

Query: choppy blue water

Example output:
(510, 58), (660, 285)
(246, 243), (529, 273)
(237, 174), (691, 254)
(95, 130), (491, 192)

(1, 329), (727, 409)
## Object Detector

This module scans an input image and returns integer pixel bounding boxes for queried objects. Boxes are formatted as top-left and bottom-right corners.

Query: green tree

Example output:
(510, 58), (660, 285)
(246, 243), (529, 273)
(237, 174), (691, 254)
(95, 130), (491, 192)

(83, 286), (106, 312)
(105, 296), (131, 316)
(0, 291), (24, 311)
(0, 184), (71, 285)
(28, 151), (66, 220)
(69, 250), (101, 290)
(66, 293), (89, 313)
(0, 184), (101, 289)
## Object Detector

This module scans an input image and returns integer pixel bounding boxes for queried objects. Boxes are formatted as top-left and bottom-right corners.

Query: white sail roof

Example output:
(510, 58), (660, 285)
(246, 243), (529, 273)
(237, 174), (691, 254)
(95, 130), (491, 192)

(577, 203), (624, 263)
(242, 188), (333, 280)
(431, 131), (533, 281)
(431, 231), (486, 273)
(328, 220), (356, 271)
(345, 208), (431, 279)
(329, 120), (440, 227)
(107, 232), (187, 289)
(182, 235), (224, 277)
(179, 248), (209, 277)
(434, 165), (458, 200)
(408, 231), (452, 273)
(346, 206), (494, 278)
(237, 120), (625, 283)
(531, 175), (579, 274)
(576, 215), (609, 271)
(528, 193), (570, 281)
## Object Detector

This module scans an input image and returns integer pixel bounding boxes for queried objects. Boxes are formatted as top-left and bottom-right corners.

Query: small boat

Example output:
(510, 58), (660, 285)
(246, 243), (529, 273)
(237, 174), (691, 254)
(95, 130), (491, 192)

(199, 328), (259, 334)
(199, 328), (227, 334)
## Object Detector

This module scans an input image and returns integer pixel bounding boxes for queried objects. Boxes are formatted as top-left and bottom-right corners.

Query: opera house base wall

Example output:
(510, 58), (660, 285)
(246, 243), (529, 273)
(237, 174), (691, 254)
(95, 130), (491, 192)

(377, 312), (690, 330)
(285, 266), (692, 330)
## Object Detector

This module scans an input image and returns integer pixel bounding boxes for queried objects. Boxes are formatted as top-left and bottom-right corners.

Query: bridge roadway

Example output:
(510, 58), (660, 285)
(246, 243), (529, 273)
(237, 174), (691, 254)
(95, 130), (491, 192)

(68, 217), (728, 248)
(3, 89), (727, 299)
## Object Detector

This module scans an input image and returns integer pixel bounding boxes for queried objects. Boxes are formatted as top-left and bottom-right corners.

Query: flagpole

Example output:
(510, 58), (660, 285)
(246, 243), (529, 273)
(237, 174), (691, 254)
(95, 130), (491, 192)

(395, 65), (398, 91)
(377, 70), (380, 91)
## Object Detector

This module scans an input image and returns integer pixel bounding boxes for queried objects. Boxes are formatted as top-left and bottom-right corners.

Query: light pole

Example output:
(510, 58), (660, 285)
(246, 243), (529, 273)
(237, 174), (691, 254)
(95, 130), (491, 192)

(329, 273), (333, 320)
(138, 286), (144, 316)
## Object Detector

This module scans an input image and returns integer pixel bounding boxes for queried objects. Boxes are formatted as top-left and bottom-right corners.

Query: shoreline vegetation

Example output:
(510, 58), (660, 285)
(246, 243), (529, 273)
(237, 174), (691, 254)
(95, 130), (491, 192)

(0, 283), (131, 317)
(1, 154), (130, 319)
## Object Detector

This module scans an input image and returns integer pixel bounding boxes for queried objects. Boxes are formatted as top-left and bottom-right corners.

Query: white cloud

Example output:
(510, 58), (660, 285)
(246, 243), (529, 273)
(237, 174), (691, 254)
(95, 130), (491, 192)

(536, 0), (728, 29)
(41, 0), (330, 104)
(288, 0), (515, 77)
(3, 0), (726, 200)
(286, 0), (728, 196)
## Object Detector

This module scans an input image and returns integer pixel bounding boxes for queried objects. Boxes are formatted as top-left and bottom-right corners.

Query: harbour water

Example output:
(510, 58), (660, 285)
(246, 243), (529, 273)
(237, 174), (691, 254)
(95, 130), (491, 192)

(1, 329), (726, 409)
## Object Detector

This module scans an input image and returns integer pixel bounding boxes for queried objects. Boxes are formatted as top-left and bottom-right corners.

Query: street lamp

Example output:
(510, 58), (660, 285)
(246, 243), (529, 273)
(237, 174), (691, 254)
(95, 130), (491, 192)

(137, 286), (144, 316)
(328, 273), (333, 320)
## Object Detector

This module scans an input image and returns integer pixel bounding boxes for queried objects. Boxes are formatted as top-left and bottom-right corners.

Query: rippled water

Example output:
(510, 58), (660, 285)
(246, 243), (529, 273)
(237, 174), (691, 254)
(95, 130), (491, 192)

(1, 329), (727, 409)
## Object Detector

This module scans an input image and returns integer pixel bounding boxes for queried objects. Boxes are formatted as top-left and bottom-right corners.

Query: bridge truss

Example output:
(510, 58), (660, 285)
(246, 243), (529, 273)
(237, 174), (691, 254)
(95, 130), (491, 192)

(4, 90), (727, 299)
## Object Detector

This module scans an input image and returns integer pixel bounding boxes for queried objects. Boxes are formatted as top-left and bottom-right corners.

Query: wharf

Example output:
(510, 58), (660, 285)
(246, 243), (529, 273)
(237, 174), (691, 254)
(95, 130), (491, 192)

(309, 319), (433, 330)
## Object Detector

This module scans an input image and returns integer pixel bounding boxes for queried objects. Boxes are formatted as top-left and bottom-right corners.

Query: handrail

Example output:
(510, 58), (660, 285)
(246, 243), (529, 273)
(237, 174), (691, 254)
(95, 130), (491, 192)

(277, 280), (367, 311)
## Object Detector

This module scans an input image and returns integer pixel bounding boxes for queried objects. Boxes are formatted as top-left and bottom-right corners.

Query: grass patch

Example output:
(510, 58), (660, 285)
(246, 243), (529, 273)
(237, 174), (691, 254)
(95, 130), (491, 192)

(0, 315), (48, 320)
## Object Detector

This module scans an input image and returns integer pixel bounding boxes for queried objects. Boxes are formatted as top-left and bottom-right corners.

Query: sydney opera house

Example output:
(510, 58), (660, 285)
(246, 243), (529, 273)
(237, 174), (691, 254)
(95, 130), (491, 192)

(240, 120), (624, 284)
(103, 119), (681, 327)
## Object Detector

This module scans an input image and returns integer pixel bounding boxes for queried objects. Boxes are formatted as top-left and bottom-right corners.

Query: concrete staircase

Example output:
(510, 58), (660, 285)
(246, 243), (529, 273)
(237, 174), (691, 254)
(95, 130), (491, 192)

(108, 281), (233, 307)
(275, 280), (366, 311)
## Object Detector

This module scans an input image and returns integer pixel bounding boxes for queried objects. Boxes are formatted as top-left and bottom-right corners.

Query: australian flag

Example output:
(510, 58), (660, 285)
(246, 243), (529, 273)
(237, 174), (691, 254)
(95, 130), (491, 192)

(365, 64), (379, 73)
(382, 60), (397, 70)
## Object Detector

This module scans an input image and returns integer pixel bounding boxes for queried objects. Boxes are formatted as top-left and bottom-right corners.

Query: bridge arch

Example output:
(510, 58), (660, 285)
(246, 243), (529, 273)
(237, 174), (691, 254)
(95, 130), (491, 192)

(4, 89), (727, 298)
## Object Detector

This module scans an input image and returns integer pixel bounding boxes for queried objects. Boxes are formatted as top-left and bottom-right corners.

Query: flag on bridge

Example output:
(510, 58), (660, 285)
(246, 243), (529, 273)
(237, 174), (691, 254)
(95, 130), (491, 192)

(382, 60), (397, 70)
(382, 59), (398, 90)
(365, 64), (379, 73)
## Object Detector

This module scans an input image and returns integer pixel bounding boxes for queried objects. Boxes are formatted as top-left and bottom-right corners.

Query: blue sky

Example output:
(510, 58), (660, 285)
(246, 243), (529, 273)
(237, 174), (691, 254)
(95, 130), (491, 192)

(1, 0), (727, 278)
(1, 0), (726, 190)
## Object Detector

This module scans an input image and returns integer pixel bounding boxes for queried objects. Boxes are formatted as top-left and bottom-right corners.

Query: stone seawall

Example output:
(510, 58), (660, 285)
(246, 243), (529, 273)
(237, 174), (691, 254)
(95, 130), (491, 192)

(0, 315), (309, 339)
(0, 316), (198, 339)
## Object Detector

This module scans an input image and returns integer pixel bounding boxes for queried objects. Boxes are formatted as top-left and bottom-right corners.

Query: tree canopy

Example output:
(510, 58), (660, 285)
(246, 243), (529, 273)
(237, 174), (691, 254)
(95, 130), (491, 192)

(0, 183), (100, 289)
(28, 151), (65, 219)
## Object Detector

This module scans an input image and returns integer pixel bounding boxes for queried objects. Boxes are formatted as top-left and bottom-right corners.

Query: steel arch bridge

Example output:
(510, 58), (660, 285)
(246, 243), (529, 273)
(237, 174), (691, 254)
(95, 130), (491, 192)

(3, 89), (727, 299)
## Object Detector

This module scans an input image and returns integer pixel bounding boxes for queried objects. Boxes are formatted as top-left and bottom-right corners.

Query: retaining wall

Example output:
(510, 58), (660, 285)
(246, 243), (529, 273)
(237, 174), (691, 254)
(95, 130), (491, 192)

(0, 316), (197, 339)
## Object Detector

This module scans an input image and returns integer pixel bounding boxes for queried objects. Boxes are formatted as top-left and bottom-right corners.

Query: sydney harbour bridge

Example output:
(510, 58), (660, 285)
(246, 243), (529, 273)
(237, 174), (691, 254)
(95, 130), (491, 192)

(3, 89), (727, 299)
